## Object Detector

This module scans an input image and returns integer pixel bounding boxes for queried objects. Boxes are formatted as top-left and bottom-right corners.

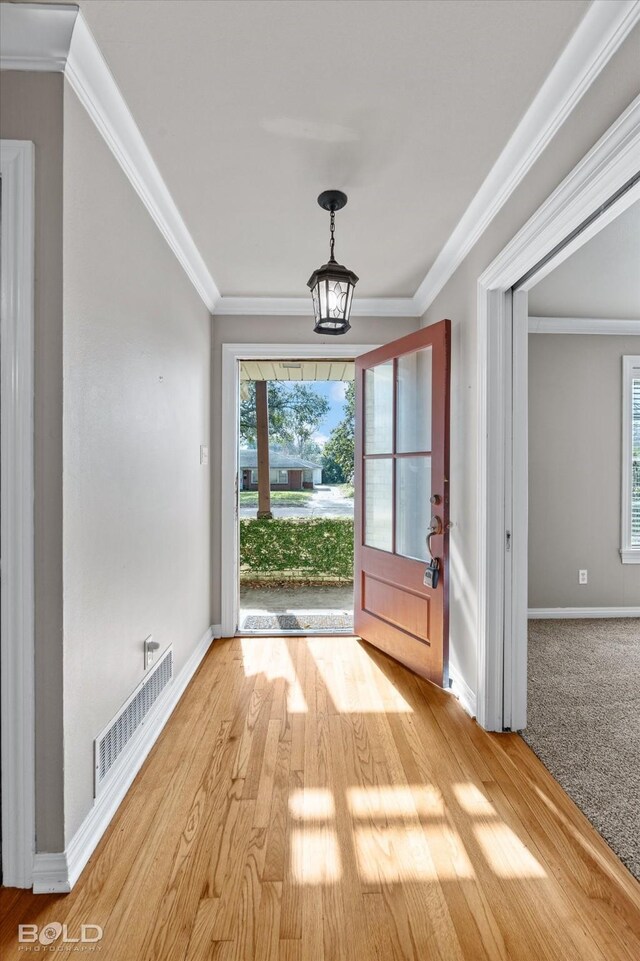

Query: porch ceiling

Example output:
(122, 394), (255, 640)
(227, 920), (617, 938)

(239, 360), (355, 382)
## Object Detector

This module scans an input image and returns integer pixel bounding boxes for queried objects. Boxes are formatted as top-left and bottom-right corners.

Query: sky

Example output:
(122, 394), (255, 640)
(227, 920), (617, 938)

(309, 380), (348, 447)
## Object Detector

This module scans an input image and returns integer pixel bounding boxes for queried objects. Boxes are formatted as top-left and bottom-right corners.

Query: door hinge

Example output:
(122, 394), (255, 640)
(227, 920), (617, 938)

(506, 530), (512, 552)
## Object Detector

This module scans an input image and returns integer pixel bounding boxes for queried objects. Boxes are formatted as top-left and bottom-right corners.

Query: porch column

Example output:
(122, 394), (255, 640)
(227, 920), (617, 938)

(255, 380), (272, 519)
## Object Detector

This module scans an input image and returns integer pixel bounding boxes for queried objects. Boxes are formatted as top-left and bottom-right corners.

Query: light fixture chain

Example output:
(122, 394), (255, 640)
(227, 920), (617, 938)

(329, 208), (336, 262)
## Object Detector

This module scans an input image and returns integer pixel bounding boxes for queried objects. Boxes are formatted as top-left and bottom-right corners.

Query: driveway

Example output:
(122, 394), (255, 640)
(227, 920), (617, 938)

(239, 484), (354, 519)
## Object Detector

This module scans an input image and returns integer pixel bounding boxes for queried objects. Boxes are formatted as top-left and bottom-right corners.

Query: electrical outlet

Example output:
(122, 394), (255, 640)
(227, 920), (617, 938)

(579, 569), (588, 585)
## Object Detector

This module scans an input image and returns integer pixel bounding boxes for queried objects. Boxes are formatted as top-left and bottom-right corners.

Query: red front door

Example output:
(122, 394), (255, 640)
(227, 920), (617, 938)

(354, 320), (451, 686)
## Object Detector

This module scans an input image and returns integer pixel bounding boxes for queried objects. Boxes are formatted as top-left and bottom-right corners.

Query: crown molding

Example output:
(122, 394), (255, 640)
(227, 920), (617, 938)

(479, 95), (640, 290)
(0, 2), (77, 71)
(1, 4), (221, 314)
(412, 0), (640, 317)
(64, 14), (221, 312)
(214, 296), (419, 317)
(529, 316), (640, 334)
(3, 1), (637, 320)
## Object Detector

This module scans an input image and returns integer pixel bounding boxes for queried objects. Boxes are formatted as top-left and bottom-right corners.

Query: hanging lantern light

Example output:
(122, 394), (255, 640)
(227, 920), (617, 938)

(307, 190), (359, 335)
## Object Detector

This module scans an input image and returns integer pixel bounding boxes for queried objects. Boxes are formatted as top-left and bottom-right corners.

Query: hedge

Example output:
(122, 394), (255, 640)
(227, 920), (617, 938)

(240, 517), (353, 584)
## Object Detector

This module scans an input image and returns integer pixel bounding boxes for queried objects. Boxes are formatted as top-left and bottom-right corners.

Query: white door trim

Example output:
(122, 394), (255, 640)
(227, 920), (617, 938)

(477, 94), (640, 732)
(0, 140), (36, 887)
(220, 343), (379, 637)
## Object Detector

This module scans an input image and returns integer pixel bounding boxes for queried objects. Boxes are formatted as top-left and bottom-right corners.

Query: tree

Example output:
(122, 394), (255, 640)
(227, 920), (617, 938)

(321, 454), (345, 484)
(240, 381), (287, 447)
(240, 382), (329, 455)
(279, 384), (329, 455)
(323, 381), (355, 482)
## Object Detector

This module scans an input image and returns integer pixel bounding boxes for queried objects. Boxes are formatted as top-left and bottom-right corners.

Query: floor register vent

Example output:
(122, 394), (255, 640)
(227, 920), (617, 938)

(94, 646), (173, 795)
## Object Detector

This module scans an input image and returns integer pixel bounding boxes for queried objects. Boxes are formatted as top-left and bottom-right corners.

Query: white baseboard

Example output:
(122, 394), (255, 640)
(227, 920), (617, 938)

(528, 607), (640, 619)
(448, 665), (477, 719)
(31, 852), (70, 894)
(32, 624), (221, 894)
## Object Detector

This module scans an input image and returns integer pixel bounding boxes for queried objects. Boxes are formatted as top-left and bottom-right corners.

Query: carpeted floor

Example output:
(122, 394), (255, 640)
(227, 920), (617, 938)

(522, 618), (640, 879)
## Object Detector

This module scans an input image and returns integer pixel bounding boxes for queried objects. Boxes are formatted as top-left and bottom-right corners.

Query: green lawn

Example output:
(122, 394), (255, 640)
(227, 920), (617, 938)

(239, 490), (314, 507)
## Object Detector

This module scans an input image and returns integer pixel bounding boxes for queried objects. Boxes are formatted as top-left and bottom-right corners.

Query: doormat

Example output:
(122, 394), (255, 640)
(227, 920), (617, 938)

(241, 612), (354, 632)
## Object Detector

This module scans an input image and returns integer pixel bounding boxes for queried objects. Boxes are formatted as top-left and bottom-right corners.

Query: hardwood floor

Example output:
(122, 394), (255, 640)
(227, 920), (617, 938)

(1, 635), (639, 960)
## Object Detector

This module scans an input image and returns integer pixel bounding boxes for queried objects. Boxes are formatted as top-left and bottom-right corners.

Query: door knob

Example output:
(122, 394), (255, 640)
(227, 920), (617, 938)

(426, 515), (443, 558)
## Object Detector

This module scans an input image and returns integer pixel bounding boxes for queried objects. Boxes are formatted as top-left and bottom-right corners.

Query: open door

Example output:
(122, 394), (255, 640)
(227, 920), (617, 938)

(354, 320), (450, 686)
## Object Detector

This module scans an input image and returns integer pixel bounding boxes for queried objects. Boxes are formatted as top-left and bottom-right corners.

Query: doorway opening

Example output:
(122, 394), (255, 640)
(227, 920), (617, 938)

(237, 359), (355, 634)
(522, 197), (640, 879)
(476, 96), (640, 733)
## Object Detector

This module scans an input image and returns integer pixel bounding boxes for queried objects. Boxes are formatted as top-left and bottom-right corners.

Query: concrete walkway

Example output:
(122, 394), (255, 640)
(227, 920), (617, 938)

(240, 583), (354, 612)
(239, 484), (354, 519)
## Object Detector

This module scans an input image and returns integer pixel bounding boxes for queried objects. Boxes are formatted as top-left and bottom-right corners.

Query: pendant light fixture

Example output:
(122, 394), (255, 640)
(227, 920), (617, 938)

(307, 190), (359, 335)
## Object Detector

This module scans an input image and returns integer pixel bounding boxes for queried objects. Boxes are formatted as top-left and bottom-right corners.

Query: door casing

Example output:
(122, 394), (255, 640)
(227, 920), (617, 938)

(1, 140), (36, 888)
(477, 95), (640, 732)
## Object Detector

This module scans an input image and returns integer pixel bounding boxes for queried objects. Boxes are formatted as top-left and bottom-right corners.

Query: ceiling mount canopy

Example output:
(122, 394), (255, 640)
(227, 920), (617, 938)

(307, 190), (359, 336)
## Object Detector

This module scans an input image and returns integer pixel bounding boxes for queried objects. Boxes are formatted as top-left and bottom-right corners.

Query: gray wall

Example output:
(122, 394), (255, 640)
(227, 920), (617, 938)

(1, 71), (65, 852)
(210, 315), (419, 622)
(62, 82), (213, 843)
(421, 25), (640, 697)
(1, 70), (213, 850)
(528, 334), (640, 608)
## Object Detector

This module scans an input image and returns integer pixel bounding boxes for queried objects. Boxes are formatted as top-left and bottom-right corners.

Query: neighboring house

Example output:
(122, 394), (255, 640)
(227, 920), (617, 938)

(239, 449), (322, 491)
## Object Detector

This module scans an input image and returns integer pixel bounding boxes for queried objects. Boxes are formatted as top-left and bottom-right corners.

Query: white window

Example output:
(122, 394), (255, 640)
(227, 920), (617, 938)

(621, 356), (640, 563)
(250, 468), (289, 484)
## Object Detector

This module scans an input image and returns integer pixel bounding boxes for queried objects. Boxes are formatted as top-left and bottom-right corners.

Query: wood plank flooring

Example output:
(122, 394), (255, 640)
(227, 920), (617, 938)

(1, 635), (639, 960)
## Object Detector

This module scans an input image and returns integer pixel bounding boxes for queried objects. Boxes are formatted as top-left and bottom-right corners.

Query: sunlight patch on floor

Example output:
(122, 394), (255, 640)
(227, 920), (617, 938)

(286, 781), (547, 885)
(306, 638), (414, 713)
(290, 828), (342, 884)
(239, 636), (308, 712)
(421, 823), (476, 879)
(473, 823), (547, 878)
(356, 826), (454, 882)
(347, 785), (444, 819)
(289, 788), (335, 821)
(237, 637), (548, 886)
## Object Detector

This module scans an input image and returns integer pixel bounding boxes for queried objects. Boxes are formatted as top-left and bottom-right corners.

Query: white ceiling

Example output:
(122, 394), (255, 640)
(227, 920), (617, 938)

(529, 200), (640, 319)
(40, 0), (589, 298)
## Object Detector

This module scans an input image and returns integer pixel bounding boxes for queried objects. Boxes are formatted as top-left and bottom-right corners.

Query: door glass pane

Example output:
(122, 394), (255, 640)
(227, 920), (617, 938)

(396, 456), (431, 561)
(365, 362), (394, 454)
(365, 458), (393, 552)
(397, 347), (432, 453)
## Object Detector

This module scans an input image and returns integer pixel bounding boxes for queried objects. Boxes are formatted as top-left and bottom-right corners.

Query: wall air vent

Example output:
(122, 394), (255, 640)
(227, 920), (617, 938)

(94, 646), (173, 795)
